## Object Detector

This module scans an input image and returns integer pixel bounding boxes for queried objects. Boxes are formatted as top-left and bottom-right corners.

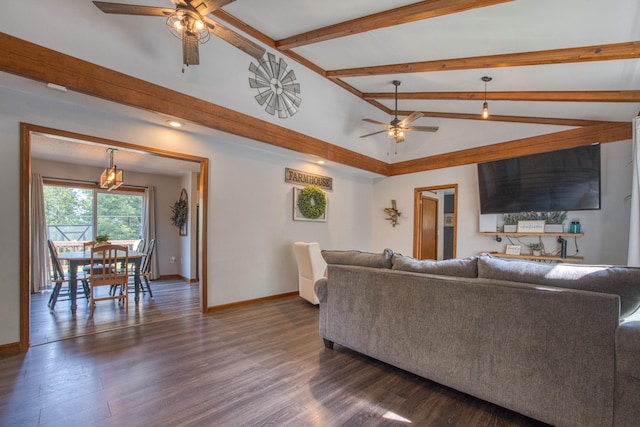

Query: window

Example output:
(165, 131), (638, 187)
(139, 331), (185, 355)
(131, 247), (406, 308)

(44, 184), (143, 243)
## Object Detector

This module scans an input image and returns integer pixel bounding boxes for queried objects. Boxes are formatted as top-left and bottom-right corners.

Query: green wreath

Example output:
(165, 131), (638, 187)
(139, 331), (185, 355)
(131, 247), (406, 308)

(297, 185), (326, 219)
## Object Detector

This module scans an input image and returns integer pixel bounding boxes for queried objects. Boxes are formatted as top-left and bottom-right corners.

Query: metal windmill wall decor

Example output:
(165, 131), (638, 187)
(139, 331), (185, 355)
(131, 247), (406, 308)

(249, 53), (301, 118)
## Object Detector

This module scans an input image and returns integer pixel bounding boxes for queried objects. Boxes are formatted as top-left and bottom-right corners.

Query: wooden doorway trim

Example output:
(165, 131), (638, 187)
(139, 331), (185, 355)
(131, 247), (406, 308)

(413, 184), (458, 259)
(19, 123), (209, 350)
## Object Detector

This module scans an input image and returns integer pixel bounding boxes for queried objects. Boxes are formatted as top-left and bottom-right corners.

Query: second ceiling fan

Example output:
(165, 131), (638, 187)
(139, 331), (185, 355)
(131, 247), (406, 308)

(361, 80), (438, 144)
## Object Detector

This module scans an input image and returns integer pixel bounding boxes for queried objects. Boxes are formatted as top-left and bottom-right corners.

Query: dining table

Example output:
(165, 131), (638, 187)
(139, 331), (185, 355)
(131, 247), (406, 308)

(57, 250), (146, 313)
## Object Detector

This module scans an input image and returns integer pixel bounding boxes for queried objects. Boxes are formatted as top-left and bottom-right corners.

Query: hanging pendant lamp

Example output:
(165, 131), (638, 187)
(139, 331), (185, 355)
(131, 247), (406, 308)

(481, 76), (492, 119)
(100, 148), (124, 191)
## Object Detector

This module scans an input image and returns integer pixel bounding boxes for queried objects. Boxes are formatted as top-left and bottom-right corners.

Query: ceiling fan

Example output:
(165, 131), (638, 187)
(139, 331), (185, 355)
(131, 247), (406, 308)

(93, 1), (266, 70)
(360, 80), (438, 144)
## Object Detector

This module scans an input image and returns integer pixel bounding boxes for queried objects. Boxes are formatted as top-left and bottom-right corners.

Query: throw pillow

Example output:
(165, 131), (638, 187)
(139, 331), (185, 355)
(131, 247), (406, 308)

(391, 254), (478, 278)
(477, 255), (640, 318)
(321, 248), (393, 269)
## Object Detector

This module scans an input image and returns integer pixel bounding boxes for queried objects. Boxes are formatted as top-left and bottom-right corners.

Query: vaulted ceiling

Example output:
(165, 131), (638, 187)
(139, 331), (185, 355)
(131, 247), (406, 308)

(1, 0), (639, 176)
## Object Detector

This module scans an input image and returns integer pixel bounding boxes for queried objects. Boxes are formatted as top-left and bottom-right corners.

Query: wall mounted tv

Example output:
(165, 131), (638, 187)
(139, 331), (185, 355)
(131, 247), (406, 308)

(477, 144), (601, 214)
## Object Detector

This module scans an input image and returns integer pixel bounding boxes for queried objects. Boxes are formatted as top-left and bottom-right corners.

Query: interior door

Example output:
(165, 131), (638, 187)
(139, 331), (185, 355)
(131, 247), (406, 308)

(420, 196), (438, 260)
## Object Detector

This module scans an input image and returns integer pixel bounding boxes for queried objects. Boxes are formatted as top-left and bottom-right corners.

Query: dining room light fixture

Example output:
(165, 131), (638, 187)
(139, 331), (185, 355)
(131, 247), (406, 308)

(100, 148), (124, 191)
(481, 76), (492, 119)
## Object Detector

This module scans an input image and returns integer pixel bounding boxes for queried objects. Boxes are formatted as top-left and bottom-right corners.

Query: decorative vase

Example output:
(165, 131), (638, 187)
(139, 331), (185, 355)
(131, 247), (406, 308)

(532, 249), (542, 256)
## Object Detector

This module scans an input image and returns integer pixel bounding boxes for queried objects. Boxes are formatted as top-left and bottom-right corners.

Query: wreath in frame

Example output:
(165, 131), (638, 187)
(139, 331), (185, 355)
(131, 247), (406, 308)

(295, 185), (327, 220)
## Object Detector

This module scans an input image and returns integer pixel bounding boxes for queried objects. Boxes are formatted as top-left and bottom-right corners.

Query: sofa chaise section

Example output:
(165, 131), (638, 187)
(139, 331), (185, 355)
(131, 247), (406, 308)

(315, 257), (622, 427)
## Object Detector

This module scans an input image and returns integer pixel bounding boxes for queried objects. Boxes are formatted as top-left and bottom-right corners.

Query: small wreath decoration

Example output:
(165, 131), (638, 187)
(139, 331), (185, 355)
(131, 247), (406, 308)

(171, 189), (188, 229)
(297, 185), (326, 219)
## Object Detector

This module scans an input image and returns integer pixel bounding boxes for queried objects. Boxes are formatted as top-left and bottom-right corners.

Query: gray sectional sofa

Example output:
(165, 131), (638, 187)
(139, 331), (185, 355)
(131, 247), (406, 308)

(314, 251), (640, 427)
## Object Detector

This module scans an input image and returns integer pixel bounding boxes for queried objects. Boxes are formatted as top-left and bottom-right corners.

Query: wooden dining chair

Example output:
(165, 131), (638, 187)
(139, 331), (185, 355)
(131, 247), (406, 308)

(46, 240), (90, 311)
(139, 239), (155, 298)
(115, 238), (155, 298)
(89, 244), (129, 316)
(135, 239), (146, 254)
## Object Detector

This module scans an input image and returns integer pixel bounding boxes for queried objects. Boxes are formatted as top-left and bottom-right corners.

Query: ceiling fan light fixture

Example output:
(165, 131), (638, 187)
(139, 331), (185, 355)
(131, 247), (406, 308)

(481, 76), (492, 119)
(166, 8), (209, 45)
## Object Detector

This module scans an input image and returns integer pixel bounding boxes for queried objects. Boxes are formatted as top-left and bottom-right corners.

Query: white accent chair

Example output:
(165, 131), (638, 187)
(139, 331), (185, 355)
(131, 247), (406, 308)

(293, 242), (327, 305)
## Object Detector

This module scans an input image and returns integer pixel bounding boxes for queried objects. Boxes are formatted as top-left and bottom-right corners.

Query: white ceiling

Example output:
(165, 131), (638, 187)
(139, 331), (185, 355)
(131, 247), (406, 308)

(2, 0), (639, 172)
(30, 133), (202, 176)
(223, 0), (640, 122)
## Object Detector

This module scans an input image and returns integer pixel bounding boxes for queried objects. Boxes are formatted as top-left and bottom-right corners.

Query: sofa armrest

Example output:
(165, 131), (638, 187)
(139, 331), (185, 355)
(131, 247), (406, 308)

(615, 321), (640, 427)
(314, 277), (328, 303)
(617, 320), (640, 376)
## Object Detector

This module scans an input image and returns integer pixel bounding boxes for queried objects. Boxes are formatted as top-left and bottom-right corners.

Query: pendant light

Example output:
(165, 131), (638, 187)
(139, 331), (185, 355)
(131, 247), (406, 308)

(481, 76), (492, 119)
(100, 148), (124, 191)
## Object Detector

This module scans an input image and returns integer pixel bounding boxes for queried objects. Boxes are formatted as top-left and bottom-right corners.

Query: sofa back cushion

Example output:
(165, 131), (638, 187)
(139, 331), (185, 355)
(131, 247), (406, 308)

(478, 255), (640, 318)
(391, 254), (478, 278)
(321, 248), (393, 269)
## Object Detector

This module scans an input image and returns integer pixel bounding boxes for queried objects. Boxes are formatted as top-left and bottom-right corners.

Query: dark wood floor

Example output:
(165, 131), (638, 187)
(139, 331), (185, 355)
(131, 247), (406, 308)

(4, 295), (549, 426)
(30, 278), (200, 346)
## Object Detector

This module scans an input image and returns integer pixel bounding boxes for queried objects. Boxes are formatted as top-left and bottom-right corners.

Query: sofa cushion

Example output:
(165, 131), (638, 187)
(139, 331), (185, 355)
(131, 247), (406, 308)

(391, 254), (478, 278)
(321, 248), (393, 269)
(478, 254), (640, 318)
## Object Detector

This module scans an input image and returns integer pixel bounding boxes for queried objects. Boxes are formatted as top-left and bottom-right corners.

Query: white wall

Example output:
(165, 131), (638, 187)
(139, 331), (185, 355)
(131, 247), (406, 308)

(31, 158), (184, 277)
(0, 83), (375, 346)
(373, 140), (633, 265)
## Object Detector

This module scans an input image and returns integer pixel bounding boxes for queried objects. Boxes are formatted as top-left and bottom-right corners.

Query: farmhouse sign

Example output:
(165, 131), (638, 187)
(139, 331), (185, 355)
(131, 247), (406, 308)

(285, 168), (333, 191)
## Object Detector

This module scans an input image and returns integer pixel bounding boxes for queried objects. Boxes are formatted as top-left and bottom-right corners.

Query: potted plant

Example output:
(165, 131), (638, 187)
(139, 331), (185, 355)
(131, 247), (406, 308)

(529, 242), (544, 256)
(502, 214), (518, 233)
(544, 211), (567, 233)
(95, 234), (110, 246)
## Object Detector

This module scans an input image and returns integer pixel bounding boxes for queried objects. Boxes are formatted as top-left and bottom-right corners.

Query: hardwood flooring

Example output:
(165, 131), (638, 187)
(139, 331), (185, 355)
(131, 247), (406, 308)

(4, 295), (549, 427)
(30, 279), (200, 346)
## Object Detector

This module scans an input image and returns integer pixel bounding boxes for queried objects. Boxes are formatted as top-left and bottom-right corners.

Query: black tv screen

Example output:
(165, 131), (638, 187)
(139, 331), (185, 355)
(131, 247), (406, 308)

(477, 144), (601, 214)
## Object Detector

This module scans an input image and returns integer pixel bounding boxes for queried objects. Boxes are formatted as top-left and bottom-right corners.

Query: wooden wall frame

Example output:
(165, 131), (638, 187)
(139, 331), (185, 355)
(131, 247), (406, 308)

(19, 123), (209, 350)
(413, 184), (458, 260)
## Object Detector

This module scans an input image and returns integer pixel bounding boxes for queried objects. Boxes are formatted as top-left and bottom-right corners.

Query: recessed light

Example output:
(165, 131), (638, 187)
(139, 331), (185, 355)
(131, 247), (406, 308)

(46, 82), (67, 92)
(166, 120), (184, 128)
(317, 160), (325, 164)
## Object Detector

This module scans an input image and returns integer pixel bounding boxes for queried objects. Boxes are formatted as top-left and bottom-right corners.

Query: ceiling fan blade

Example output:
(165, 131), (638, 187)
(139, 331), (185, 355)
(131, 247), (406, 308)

(405, 125), (439, 132)
(404, 125), (439, 132)
(360, 130), (388, 138)
(92, 1), (172, 16)
(362, 118), (391, 127)
(202, 16), (266, 60)
(186, 0), (236, 16)
(398, 111), (423, 127)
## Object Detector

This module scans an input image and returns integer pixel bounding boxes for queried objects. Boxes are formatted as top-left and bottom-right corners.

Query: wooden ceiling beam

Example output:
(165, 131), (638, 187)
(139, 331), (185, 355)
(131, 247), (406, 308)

(326, 41), (640, 78)
(366, 90), (640, 102)
(275, 0), (513, 50)
(397, 111), (619, 126)
(389, 122), (632, 175)
(0, 33), (390, 176)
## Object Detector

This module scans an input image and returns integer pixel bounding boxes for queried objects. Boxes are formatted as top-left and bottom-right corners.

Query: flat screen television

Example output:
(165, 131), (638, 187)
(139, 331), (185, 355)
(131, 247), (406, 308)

(477, 144), (601, 214)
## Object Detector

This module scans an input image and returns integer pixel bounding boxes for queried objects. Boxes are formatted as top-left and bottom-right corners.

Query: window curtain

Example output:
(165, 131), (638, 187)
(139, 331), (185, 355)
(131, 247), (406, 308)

(142, 186), (159, 280)
(628, 116), (640, 266)
(31, 173), (50, 292)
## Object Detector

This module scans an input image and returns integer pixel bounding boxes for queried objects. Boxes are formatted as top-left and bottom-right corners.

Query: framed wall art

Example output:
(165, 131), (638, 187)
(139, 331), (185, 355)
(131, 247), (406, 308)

(293, 186), (327, 222)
